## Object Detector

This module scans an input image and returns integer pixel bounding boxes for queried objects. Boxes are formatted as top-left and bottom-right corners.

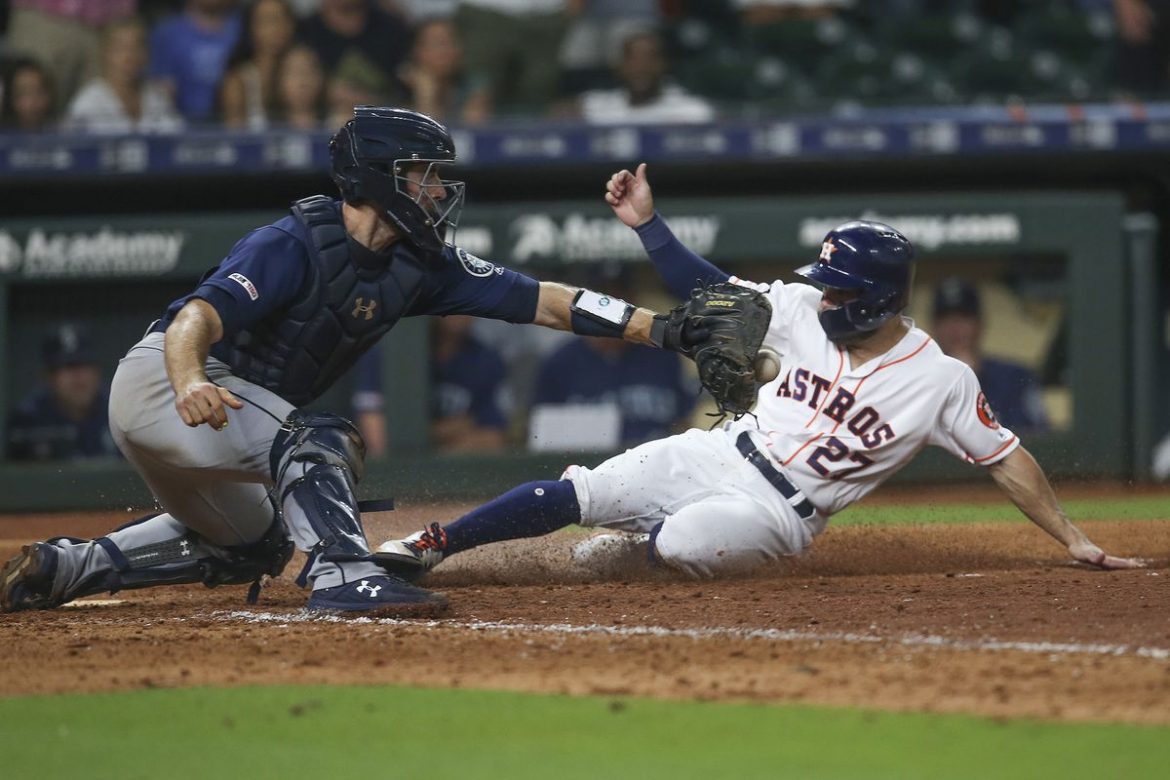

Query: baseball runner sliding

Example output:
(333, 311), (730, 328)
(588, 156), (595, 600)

(377, 164), (1142, 580)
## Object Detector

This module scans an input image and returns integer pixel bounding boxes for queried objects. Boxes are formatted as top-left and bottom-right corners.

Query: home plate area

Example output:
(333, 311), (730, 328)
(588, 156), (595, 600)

(1, 503), (1168, 725)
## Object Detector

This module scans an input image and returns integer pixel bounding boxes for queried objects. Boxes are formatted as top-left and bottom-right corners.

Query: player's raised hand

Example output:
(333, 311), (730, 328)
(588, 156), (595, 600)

(174, 381), (244, 431)
(1067, 540), (1146, 570)
(605, 162), (654, 228)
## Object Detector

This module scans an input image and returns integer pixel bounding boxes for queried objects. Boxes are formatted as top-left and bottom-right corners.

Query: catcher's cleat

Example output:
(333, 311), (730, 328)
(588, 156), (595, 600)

(306, 574), (448, 618)
(1, 542), (60, 613)
(374, 523), (447, 581)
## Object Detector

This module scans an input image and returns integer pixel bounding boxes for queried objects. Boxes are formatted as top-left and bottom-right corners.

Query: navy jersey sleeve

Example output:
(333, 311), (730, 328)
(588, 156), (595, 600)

(410, 246), (540, 322)
(634, 213), (730, 300)
(189, 225), (311, 338)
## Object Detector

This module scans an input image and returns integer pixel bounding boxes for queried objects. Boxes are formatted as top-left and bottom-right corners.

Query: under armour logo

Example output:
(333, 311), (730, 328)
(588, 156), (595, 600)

(179, 540), (191, 556)
(820, 240), (838, 263)
(356, 580), (382, 597)
(352, 298), (378, 320)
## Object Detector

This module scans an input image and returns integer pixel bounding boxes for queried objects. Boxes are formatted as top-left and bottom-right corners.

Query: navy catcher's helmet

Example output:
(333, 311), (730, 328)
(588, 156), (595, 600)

(795, 220), (915, 343)
(329, 106), (465, 253)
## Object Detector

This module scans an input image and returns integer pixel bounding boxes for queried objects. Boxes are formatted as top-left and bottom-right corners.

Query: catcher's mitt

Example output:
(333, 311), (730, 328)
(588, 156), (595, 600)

(653, 281), (774, 418)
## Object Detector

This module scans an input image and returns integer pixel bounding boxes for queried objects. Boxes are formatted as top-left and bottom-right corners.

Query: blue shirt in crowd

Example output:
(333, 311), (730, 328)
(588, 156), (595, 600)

(532, 340), (696, 447)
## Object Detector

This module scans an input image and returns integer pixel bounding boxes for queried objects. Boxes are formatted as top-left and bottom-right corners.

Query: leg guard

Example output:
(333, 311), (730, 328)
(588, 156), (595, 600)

(270, 410), (373, 576)
(63, 512), (294, 605)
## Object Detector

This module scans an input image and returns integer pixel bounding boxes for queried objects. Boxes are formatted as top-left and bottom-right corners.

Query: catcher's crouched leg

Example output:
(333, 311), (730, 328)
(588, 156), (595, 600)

(11, 512), (294, 610)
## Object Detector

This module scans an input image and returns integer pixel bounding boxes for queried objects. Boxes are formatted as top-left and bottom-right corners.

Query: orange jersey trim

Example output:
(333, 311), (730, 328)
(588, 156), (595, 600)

(972, 436), (1018, 464)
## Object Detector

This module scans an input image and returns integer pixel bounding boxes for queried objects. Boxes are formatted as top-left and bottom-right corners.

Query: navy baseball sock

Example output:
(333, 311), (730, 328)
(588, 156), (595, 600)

(442, 480), (580, 554)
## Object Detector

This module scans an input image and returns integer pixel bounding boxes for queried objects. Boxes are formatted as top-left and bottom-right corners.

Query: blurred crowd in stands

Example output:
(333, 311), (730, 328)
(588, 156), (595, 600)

(0, 0), (1166, 133)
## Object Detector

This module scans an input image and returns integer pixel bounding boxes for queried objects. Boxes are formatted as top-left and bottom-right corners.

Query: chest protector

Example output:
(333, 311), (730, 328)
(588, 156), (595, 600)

(224, 195), (431, 405)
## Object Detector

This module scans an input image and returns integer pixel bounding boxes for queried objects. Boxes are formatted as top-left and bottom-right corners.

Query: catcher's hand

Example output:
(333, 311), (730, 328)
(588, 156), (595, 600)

(652, 281), (773, 418)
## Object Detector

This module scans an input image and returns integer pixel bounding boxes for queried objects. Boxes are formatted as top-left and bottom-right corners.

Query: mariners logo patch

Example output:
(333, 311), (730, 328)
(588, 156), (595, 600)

(229, 273), (259, 301)
(457, 248), (499, 277)
(976, 392), (1000, 429)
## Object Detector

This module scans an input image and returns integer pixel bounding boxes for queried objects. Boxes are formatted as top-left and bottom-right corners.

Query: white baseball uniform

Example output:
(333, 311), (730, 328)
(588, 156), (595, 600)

(566, 277), (1019, 578)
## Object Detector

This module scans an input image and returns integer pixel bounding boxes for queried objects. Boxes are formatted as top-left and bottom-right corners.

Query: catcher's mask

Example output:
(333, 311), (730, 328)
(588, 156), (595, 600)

(795, 220), (915, 343)
(329, 106), (465, 254)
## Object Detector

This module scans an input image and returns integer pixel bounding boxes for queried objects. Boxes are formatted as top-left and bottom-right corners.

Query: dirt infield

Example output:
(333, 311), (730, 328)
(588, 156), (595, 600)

(2, 483), (1168, 724)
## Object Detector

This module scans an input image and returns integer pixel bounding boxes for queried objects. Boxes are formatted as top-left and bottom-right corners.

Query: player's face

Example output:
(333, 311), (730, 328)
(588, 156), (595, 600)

(932, 312), (981, 356)
(49, 364), (101, 414)
(400, 164), (448, 203)
(818, 287), (860, 312)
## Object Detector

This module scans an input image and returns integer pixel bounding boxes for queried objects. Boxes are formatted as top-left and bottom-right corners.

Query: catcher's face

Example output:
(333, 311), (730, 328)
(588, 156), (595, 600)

(398, 163), (448, 209)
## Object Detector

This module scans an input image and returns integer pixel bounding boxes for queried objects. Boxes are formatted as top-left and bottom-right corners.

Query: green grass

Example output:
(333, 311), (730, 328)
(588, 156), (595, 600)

(832, 494), (1170, 527)
(1, 685), (1167, 780)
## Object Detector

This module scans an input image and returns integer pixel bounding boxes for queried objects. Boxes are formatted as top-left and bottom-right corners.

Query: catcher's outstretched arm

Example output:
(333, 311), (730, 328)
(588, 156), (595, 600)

(532, 282), (659, 346)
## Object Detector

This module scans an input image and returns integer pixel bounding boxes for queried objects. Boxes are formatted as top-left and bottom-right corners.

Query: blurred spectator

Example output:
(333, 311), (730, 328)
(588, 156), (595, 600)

(576, 28), (715, 124)
(4, 0), (137, 112)
(392, 0), (459, 20)
(0, 57), (57, 131)
(352, 315), (509, 455)
(300, 0), (412, 89)
(149, 0), (242, 122)
(7, 323), (118, 461)
(733, 0), (852, 25)
(352, 344), (389, 457)
(219, 0), (298, 129)
(931, 278), (1049, 433)
(429, 314), (509, 452)
(398, 16), (488, 123)
(559, 0), (660, 93)
(64, 16), (184, 133)
(272, 43), (328, 127)
(1113, 0), (1170, 94)
(529, 336), (697, 451)
(326, 48), (404, 127)
(453, 0), (582, 118)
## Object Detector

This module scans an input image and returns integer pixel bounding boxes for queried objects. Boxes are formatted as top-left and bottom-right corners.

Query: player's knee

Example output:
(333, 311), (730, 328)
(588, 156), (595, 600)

(650, 526), (710, 579)
(559, 465), (594, 525)
(652, 524), (771, 580)
(270, 410), (366, 486)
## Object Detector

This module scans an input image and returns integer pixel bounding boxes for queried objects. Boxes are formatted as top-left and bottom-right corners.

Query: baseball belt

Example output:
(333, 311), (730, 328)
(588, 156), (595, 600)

(735, 432), (817, 522)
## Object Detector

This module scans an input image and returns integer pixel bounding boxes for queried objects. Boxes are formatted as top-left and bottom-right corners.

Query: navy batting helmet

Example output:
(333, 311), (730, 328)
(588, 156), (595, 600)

(795, 220), (915, 343)
(329, 106), (465, 253)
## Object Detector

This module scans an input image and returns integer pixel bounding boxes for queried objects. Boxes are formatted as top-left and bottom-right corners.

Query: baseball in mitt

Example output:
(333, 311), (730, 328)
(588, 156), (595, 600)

(651, 281), (774, 418)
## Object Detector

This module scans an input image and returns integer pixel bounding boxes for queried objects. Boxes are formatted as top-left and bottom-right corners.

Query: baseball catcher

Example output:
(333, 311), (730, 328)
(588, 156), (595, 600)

(650, 281), (775, 419)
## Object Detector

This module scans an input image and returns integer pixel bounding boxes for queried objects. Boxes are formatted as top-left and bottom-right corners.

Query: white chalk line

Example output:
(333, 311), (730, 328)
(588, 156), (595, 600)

(208, 609), (1170, 661)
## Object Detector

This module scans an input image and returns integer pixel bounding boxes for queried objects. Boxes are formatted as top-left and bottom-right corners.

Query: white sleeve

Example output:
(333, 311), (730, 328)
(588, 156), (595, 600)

(930, 365), (1020, 466)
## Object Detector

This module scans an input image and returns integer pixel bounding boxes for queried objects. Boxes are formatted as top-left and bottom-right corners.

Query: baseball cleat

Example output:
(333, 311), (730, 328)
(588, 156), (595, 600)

(306, 574), (448, 618)
(374, 523), (448, 581)
(1, 542), (60, 613)
(570, 532), (652, 578)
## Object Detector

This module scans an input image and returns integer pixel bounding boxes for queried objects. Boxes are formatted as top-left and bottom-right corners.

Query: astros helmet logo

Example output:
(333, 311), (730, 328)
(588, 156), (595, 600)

(819, 240), (838, 263)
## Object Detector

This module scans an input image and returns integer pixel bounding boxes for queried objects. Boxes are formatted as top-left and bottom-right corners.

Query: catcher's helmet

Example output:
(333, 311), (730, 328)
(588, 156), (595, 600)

(795, 220), (915, 343)
(329, 106), (465, 253)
